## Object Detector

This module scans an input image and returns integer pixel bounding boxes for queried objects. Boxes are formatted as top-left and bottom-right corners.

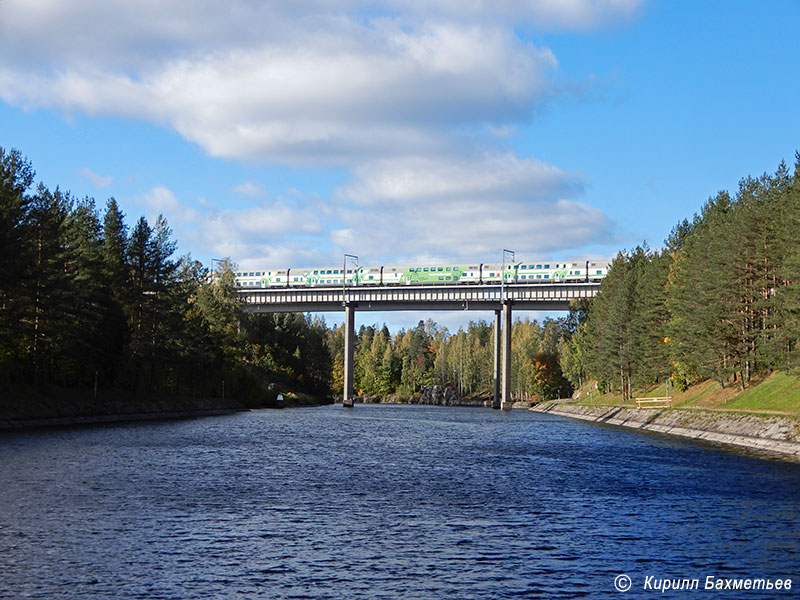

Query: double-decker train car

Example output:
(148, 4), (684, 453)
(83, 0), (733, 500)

(234, 259), (609, 289)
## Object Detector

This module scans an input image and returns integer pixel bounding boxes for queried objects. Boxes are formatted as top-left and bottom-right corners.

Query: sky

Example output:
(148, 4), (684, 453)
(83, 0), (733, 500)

(2, 0), (799, 332)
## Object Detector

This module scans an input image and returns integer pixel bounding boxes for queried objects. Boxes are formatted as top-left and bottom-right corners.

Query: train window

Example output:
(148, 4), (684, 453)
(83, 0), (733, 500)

(596, 270), (603, 275)
(536, 275), (541, 279)
(445, 266), (451, 271)
(489, 272), (495, 277)
(368, 276), (373, 280)
(544, 264), (550, 269)
(409, 268), (415, 272)
(313, 270), (318, 275)
(521, 265), (527, 269)
(544, 274), (549, 278)
(438, 267), (443, 271)
(423, 267), (429, 271)
(438, 276), (444, 280)
(446, 276), (451, 280)
(536, 264), (542, 269)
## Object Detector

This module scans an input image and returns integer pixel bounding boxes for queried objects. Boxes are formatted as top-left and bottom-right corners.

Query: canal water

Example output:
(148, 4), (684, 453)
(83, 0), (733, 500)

(1, 405), (799, 599)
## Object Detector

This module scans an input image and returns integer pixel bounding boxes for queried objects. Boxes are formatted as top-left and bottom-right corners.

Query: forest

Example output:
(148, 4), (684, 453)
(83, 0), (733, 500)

(0, 147), (330, 417)
(327, 317), (576, 402)
(3, 144), (799, 416)
(333, 156), (800, 404)
(561, 156), (800, 399)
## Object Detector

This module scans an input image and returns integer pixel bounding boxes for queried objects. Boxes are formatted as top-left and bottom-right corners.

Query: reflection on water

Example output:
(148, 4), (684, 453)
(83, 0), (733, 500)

(1, 405), (799, 599)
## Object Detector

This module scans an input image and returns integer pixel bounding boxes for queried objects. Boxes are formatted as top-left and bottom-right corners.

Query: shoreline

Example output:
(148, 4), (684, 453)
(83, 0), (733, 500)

(0, 392), (334, 431)
(0, 408), (249, 431)
(357, 397), (491, 408)
(531, 402), (800, 459)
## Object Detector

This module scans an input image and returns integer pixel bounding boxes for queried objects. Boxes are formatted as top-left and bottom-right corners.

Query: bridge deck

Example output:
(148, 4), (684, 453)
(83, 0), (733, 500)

(239, 282), (599, 312)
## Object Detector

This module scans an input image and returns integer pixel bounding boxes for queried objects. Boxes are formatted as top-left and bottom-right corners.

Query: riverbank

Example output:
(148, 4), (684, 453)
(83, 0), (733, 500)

(0, 384), (332, 430)
(354, 396), (491, 408)
(531, 401), (800, 459)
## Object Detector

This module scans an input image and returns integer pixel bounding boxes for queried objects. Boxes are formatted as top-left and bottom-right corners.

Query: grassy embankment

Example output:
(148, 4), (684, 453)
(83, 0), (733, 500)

(569, 372), (800, 418)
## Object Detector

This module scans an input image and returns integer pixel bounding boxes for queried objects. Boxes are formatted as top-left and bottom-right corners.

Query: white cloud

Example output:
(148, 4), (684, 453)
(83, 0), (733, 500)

(128, 185), (329, 268)
(404, 0), (643, 29)
(0, 1), (632, 268)
(0, 1), (639, 167)
(0, 1), (642, 71)
(232, 181), (266, 197)
(79, 167), (113, 188)
(141, 185), (192, 216)
(125, 154), (614, 269)
(339, 154), (579, 205)
(0, 22), (554, 166)
(327, 154), (614, 263)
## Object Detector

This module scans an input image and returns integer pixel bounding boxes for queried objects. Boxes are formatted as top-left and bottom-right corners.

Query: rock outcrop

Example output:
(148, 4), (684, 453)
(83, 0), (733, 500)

(417, 385), (460, 406)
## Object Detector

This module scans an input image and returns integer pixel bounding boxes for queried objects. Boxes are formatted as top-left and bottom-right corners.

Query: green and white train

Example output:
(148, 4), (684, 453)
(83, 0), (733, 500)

(234, 260), (609, 288)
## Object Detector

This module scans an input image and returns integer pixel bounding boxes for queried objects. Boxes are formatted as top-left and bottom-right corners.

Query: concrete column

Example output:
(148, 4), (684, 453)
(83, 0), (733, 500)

(492, 309), (501, 409)
(501, 300), (513, 411)
(343, 302), (355, 408)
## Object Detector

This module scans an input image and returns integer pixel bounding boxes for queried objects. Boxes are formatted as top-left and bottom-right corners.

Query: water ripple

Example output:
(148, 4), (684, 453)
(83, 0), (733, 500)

(1, 405), (799, 599)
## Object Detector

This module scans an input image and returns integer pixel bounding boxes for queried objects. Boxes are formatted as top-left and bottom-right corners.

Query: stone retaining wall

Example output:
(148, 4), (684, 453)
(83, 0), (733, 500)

(531, 402), (800, 459)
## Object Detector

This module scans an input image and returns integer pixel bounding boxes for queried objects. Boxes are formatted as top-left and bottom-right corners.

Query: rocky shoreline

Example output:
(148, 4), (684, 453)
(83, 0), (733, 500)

(531, 402), (800, 459)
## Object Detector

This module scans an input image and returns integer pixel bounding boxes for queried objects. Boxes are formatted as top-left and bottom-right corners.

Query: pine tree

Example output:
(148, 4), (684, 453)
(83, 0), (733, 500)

(0, 147), (35, 380)
(24, 185), (72, 386)
(102, 198), (128, 298)
(668, 191), (742, 387)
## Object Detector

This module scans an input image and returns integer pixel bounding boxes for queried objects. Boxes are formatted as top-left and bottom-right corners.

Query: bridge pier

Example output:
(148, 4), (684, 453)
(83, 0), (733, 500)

(343, 302), (355, 407)
(492, 309), (501, 409)
(501, 300), (513, 411)
(239, 282), (602, 411)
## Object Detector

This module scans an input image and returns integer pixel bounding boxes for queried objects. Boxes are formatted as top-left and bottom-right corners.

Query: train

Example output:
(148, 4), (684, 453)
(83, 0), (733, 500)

(234, 259), (610, 289)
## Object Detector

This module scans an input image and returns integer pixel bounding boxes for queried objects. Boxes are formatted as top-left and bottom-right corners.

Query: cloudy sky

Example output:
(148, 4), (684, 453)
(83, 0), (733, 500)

(2, 0), (799, 329)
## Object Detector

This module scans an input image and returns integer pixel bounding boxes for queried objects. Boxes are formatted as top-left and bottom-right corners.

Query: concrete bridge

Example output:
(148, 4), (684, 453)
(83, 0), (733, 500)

(239, 281), (600, 409)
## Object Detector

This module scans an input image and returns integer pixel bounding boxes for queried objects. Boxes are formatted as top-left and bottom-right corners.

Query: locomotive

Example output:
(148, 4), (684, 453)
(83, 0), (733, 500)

(234, 260), (609, 288)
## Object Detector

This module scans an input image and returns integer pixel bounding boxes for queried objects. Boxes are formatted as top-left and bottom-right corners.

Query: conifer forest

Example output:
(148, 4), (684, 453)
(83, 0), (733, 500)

(2, 145), (799, 413)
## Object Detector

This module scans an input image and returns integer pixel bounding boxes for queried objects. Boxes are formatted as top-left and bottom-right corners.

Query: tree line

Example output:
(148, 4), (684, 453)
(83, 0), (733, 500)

(336, 155), (800, 404)
(326, 316), (574, 401)
(561, 156), (800, 399)
(5, 144), (796, 410)
(0, 147), (330, 411)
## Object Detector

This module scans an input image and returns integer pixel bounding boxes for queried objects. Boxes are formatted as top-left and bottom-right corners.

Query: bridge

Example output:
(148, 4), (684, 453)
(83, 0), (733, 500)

(239, 281), (601, 410)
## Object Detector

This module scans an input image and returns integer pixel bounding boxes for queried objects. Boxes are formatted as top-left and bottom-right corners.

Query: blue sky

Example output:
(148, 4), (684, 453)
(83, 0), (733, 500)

(2, 0), (799, 332)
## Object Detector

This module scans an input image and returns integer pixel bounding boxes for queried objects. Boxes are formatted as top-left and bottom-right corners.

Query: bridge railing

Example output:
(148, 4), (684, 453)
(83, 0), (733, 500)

(238, 281), (601, 312)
